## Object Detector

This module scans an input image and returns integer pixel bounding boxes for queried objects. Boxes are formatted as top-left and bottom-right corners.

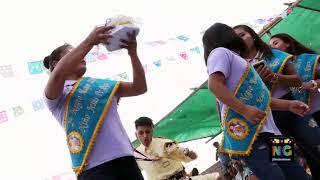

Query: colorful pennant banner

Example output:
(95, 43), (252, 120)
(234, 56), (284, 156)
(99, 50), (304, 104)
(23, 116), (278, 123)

(32, 99), (45, 111)
(117, 72), (129, 80)
(190, 47), (201, 54)
(0, 65), (14, 78)
(153, 60), (162, 67)
(28, 60), (44, 75)
(85, 52), (96, 63)
(13, 106), (24, 117)
(96, 53), (108, 61)
(176, 35), (189, 42)
(0, 111), (8, 124)
(165, 56), (177, 62)
(145, 40), (167, 46)
(179, 51), (188, 60)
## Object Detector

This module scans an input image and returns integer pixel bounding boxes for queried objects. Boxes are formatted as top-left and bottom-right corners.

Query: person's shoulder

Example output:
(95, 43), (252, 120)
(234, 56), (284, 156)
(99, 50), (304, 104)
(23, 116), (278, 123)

(298, 53), (320, 59)
(154, 137), (179, 151)
(43, 90), (66, 111)
(209, 47), (234, 56)
(155, 136), (175, 143)
(271, 48), (292, 58)
(136, 143), (145, 152)
(208, 47), (239, 62)
(271, 48), (285, 54)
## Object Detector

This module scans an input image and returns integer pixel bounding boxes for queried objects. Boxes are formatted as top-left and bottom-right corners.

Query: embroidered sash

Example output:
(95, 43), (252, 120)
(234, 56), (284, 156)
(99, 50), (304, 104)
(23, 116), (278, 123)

(291, 54), (319, 105)
(264, 49), (293, 95)
(64, 77), (120, 176)
(221, 64), (271, 155)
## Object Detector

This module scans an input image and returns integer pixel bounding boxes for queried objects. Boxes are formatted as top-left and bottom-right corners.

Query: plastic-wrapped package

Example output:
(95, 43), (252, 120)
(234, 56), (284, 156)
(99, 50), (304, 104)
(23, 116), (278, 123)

(104, 15), (140, 52)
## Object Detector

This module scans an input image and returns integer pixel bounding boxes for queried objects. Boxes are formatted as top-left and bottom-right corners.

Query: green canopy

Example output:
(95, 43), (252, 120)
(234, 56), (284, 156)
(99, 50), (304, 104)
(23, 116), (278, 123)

(300, 0), (320, 10)
(151, 82), (221, 142)
(262, 0), (320, 51)
(133, 82), (221, 147)
(134, 0), (319, 146)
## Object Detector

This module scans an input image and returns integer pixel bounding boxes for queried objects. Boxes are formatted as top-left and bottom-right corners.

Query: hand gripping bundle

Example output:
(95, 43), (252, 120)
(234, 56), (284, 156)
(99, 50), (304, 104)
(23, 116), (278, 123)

(104, 15), (140, 52)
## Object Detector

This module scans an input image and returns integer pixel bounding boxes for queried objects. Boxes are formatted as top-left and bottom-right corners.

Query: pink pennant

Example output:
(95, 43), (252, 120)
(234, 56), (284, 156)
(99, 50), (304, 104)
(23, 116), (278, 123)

(97, 53), (108, 60)
(267, 17), (274, 22)
(0, 111), (8, 124)
(179, 52), (188, 60)
(52, 176), (61, 180)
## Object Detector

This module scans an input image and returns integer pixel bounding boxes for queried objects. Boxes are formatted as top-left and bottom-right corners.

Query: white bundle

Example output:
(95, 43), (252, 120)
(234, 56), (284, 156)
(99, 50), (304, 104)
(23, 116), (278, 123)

(104, 15), (140, 52)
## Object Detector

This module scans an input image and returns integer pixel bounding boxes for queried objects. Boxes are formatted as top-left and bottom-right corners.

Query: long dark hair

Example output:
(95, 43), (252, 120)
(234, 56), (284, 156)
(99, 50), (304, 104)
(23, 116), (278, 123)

(233, 25), (273, 60)
(202, 23), (248, 65)
(271, 33), (317, 55)
(43, 43), (72, 72)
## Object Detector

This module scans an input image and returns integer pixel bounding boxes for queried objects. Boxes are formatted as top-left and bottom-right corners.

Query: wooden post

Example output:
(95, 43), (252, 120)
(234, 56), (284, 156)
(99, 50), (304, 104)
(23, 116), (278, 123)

(285, 3), (320, 13)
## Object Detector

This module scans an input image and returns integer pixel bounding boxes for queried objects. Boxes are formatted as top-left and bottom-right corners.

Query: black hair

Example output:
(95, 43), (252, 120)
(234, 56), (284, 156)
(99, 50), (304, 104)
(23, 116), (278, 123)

(43, 43), (72, 72)
(135, 116), (154, 129)
(271, 33), (317, 55)
(202, 23), (248, 65)
(191, 168), (199, 176)
(233, 24), (273, 60)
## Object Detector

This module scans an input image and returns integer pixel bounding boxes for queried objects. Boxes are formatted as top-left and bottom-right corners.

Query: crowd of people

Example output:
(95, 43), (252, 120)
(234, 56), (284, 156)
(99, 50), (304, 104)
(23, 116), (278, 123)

(204, 23), (319, 180)
(42, 21), (319, 180)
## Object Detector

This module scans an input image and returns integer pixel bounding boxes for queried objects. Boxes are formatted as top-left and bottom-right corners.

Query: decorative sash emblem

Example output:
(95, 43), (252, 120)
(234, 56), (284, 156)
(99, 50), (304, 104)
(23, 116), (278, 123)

(227, 118), (250, 140)
(67, 131), (84, 154)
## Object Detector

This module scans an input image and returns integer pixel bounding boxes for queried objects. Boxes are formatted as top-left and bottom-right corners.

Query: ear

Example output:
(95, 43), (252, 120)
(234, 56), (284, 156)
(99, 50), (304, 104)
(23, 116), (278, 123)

(135, 132), (138, 139)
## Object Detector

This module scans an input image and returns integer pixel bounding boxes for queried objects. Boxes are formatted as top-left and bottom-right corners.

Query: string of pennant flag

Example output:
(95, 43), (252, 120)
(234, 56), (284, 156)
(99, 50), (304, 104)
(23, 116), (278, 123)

(0, 99), (46, 125)
(0, 4), (293, 79)
(0, 7), (293, 125)
(0, 4), (291, 79)
(0, 34), (202, 125)
(249, 7), (293, 29)
(0, 35), (200, 78)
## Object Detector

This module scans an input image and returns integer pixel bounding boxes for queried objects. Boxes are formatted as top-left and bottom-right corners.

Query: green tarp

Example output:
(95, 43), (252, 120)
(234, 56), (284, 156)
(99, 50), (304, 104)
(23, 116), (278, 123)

(133, 82), (221, 147)
(262, 1), (320, 51)
(300, 0), (320, 10)
(134, 0), (319, 146)
(151, 83), (221, 142)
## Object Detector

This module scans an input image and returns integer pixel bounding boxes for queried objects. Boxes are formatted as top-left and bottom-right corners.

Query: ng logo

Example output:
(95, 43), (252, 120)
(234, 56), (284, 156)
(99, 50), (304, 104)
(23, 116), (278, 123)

(270, 137), (294, 162)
